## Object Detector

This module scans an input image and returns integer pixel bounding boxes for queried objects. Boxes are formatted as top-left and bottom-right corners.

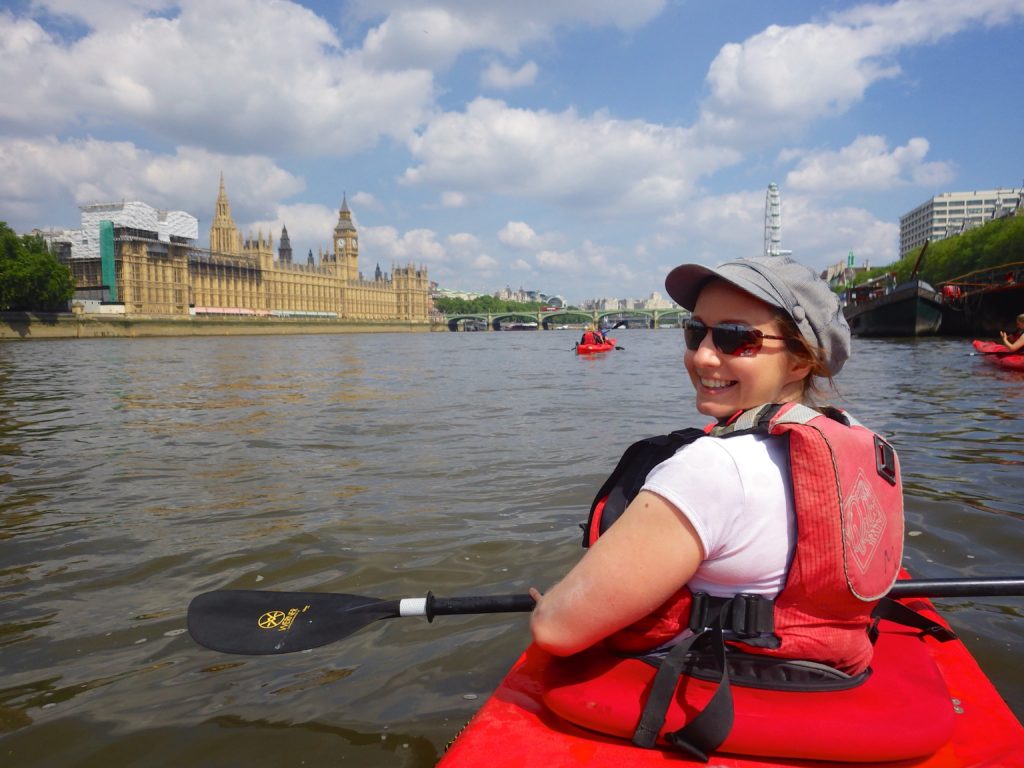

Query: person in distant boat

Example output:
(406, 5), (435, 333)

(579, 326), (605, 346)
(999, 313), (1024, 353)
(530, 255), (906, 757)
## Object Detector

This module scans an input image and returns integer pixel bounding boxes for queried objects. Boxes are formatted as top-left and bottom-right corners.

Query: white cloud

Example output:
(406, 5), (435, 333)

(696, 0), (1024, 144)
(352, 191), (380, 209)
(497, 221), (562, 250)
(472, 253), (498, 269)
(0, 2), (435, 155)
(481, 60), (538, 89)
(353, 0), (666, 70)
(447, 232), (482, 250)
(441, 190), (468, 207)
(784, 136), (954, 192)
(536, 248), (579, 271)
(404, 98), (737, 213)
(0, 135), (302, 227)
(362, 224), (447, 264)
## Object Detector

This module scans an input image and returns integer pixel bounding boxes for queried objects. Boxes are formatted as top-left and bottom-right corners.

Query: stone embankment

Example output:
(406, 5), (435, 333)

(0, 312), (443, 340)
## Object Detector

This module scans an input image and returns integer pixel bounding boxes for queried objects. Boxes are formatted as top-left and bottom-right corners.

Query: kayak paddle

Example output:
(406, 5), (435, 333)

(887, 577), (1024, 598)
(187, 589), (535, 655)
(188, 577), (1024, 656)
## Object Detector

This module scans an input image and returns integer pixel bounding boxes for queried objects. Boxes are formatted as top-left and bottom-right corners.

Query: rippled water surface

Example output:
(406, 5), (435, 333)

(1, 331), (1021, 766)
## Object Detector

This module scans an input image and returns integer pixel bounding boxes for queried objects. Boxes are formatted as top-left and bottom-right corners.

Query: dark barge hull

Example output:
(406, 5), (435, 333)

(844, 280), (943, 337)
(940, 283), (1024, 336)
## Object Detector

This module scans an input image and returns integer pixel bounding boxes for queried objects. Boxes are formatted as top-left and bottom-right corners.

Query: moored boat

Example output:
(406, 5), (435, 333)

(972, 339), (1024, 372)
(939, 262), (1024, 336)
(439, 588), (1024, 767)
(842, 276), (943, 337)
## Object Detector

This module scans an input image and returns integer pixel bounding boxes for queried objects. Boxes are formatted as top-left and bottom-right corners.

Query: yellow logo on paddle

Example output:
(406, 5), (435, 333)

(258, 605), (309, 632)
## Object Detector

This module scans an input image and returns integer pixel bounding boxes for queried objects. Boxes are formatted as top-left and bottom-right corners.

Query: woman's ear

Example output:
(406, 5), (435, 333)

(786, 356), (813, 384)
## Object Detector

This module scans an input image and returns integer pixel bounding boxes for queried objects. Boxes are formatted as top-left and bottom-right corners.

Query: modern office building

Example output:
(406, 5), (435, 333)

(899, 188), (1022, 257)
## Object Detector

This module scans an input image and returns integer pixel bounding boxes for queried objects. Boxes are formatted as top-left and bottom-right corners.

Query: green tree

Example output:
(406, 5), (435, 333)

(850, 215), (1024, 287)
(433, 295), (547, 315)
(0, 222), (75, 311)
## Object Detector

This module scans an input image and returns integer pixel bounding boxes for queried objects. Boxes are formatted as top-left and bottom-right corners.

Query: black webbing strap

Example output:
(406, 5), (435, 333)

(870, 597), (957, 642)
(632, 612), (734, 762)
(688, 592), (777, 644)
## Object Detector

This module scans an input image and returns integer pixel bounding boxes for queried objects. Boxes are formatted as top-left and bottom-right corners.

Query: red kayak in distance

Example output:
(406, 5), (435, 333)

(575, 338), (616, 354)
(972, 340), (1024, 372)
(439, 588), (1024, 767)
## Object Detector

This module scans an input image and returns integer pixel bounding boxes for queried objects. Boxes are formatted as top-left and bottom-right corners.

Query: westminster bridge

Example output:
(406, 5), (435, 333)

(444, 308), (690, 332)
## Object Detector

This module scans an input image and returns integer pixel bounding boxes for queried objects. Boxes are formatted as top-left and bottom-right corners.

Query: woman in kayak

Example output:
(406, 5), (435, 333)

(530, 255), (901, 676)
(999, 313), (1024, 353)
(579, 326), (606, 346)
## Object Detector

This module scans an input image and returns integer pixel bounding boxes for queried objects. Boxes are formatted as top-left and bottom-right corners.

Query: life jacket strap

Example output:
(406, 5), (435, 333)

(634, 591), (779, 761)
(689, 592), (779, 648)
(870, 597), (957, 643)
(632, 614), (734, 762)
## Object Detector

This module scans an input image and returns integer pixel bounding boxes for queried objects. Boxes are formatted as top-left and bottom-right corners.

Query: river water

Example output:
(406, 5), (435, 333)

(1, 329), (1021, 767)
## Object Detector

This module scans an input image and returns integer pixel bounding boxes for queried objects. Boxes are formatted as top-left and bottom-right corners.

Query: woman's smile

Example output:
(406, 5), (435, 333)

(698, 377), (735, 391)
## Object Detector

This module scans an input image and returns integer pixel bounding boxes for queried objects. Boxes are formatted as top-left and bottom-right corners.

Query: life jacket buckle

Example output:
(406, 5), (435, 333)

(874, 435), (897, 486)
(730, 593), (775, 638)
(688, 591), (710, 632)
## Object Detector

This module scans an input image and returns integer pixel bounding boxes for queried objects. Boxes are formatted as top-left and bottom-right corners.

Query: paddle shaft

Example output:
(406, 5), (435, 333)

(411, 578), (1024, 612)
(888, 577), (1024, 598)
(413, 592), (536, 620)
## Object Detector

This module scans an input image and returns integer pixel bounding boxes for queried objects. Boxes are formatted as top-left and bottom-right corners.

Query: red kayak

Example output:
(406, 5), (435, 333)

(576, 338), (616, 354)
(440, 592), (1024, 767)
(973, 340), (1024, 372)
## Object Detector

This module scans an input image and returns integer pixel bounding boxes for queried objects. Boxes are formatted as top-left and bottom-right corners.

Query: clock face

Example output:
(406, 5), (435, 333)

(336, 238), (344, 251)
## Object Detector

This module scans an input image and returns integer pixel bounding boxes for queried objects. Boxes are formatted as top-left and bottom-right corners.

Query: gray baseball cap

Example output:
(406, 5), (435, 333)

(665, 255), (851, 375)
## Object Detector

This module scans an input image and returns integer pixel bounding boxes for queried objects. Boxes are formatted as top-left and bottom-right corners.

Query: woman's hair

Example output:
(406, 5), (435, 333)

(773, 310), (836, 402)
(1016, 313), (1024, 325)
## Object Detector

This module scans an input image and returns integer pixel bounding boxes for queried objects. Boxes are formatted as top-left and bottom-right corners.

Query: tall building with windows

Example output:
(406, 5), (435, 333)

(61, 178), (430, 322)
(899, 188), (1022, 257)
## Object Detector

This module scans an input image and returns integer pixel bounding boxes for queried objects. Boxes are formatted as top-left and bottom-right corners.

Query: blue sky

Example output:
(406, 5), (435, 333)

(2, 0), (1023, 303)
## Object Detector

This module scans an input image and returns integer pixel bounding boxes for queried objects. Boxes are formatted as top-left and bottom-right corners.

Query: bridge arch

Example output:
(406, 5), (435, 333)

(443, 308), (689, 331)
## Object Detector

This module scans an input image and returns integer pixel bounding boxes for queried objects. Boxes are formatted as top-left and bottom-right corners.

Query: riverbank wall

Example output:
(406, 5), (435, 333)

(0, 312), (444, 340)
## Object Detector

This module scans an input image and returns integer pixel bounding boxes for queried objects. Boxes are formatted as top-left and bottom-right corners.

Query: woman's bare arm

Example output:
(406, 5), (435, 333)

(530, 490), (704, 656)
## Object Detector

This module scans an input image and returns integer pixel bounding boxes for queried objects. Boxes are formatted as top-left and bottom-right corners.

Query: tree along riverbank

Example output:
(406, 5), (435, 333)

(0, 312), (443, 341)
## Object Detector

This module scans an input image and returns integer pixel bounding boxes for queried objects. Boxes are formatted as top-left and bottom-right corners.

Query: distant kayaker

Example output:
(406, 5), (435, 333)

(999, 313), (1024, 353)
(579, 326), (605, 346)
(531, 255), (903, 679)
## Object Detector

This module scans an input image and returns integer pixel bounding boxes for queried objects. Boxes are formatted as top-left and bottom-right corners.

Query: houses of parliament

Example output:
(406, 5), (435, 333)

(64, 176), (432, 324)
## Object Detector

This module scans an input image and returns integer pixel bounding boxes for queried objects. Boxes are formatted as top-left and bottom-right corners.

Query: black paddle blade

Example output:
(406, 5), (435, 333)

(187, 590), (400, 655)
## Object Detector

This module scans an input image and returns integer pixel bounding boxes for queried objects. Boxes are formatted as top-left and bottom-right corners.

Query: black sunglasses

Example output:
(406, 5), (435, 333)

(682, 318), (787, 356)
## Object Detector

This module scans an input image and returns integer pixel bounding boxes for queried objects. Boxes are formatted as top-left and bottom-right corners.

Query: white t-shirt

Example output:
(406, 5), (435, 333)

(641, 433), (795, 598)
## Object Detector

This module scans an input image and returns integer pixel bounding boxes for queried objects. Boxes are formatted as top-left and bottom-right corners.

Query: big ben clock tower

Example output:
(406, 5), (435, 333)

(332, 194), (359, 281)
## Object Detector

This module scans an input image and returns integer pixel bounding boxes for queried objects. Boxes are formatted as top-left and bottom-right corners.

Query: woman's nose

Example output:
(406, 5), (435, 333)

(691, 333), (720, 365)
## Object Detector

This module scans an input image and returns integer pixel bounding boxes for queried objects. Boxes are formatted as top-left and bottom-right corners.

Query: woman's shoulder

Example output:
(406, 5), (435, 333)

(655, 432), (776, 476)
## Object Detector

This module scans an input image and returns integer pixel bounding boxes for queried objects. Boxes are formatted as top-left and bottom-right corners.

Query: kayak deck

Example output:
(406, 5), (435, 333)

(440, 597), (1024, 767)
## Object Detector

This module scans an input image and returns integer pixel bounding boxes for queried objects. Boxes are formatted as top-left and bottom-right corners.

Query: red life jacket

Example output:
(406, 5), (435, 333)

(584, 402), (904, 675)
(581, 331), (603, 345)
(555, 403), (918, 761)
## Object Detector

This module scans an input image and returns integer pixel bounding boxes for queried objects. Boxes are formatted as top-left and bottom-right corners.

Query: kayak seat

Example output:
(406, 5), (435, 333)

(541, 620), (956, 762)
